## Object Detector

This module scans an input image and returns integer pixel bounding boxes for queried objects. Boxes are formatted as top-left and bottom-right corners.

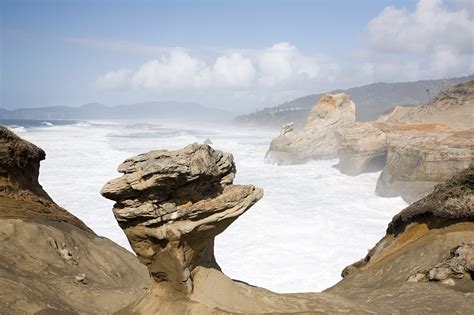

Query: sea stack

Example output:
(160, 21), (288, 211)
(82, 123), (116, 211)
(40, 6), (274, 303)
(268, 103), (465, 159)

(265, 93), (355, 165)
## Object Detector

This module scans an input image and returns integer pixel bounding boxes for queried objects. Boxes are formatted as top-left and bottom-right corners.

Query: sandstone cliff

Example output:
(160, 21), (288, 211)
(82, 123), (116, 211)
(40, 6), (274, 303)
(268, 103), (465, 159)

(265, 93), (355, 165)
(103, 144), (473, 314)
(329, 167), (474, 313)
(335, 81), (473, 202)
(0, 126), (149, 314)
(379, 80), (474, 129)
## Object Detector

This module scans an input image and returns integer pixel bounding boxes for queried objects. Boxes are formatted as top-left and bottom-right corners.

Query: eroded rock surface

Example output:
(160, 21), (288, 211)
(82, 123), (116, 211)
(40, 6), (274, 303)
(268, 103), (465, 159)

(335, 81), (473, 202)
(101, 144), (263, 292)
(380, 80), (474, 129)
(335, 122), (387, 175)
(0, 126), (149, 314)
(375, 126), (473, 203)
(266, 93), (355, 164)
(328, 167), (474, 313)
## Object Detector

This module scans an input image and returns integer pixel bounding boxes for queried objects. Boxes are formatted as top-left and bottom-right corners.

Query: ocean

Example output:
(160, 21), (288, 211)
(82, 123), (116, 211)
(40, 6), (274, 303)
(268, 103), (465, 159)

(5, 119), (407, 293)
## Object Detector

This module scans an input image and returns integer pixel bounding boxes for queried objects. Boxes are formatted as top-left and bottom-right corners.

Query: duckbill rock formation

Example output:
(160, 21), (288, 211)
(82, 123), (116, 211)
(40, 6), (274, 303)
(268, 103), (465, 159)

(0, 126), (149, 314)
(265, 93), (355, 165)
(101, 144), (263, 290)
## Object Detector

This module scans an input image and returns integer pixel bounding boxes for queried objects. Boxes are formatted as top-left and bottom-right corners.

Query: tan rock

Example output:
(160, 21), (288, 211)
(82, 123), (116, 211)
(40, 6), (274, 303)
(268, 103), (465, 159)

(266, 93), (355, 164)
(379, 81), (474, 129)
(329, 168), (474, 313)
(375, 126), (473, 203)
(335, 122), (387, 175)
(0, 126), (149, 314)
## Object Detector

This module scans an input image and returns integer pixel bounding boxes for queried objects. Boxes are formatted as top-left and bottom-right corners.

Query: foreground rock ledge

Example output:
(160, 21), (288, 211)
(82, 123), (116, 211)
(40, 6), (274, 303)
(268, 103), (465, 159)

(0, 126), (149, 314)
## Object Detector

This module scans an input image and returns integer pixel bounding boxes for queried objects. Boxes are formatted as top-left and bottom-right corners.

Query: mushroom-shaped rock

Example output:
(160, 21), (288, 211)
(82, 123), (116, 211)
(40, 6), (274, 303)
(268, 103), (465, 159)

(101, 143), (263, 295)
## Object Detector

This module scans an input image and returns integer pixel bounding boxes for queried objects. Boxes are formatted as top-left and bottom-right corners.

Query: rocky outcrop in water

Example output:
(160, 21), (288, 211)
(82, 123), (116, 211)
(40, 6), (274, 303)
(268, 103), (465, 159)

(375, 126), (473, 203)
(335, 81), (473, 202)
(265, 93), (355, 164)
(0, 126), (149, 314)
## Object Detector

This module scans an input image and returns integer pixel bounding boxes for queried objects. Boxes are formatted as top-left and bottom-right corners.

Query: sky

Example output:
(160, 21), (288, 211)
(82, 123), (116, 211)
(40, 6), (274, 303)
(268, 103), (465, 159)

(1, 0), (473, 113)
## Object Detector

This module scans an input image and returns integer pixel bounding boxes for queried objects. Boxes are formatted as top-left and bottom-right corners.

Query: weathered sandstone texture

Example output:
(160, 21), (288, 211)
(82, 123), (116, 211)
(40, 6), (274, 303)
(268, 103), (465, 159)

(334, 122), (387, 175)
(376, 126), (473, 203)
(101, 143), (263, 290)
(379, 80), (474, 129)
(335, 81), (473, 202)
(328, 167), (474, 313)
(265, 93), (355, 164)
(0, 126), (149, 314)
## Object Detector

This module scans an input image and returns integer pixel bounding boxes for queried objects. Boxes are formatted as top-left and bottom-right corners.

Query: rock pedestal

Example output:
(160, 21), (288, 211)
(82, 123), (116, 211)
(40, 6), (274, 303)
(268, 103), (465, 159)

(101, 144), (263, 296)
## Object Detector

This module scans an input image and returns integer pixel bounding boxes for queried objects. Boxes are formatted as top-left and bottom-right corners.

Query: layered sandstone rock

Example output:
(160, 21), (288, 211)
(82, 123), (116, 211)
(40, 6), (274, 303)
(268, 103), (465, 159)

(335, 81), (473, 202)
(0, 126), (149, 314)
(328, 167), (474, 313)
(335, 122), (387, 175)
(380, 80), (474, 129)
(101, 144), (263, 290)
(376, 126), (473, 203)
(265, 93), (355, 164)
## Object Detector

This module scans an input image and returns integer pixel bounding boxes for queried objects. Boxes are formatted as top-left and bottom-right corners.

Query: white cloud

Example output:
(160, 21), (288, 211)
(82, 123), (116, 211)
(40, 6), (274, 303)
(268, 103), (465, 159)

(96, 69), (131, 89)
(131, 48), (212, 89)
(358, 0), (474, 80)
(213, 53), (256, 88)
(256, 42), (320, 86)
(93, 0), (473, 110)
(97, 42), (328, 91)
(367, 0), (473, 54)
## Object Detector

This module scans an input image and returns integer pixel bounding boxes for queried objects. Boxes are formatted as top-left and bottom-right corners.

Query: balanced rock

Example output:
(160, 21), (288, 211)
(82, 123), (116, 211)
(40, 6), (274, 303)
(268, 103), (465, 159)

(266, 93), (355, 165)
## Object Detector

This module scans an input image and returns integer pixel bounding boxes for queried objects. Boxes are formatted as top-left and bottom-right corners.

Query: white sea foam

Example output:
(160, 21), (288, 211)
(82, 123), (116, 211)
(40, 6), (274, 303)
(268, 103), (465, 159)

(7, 125), (28, 133)
(19, 121), (407, 293)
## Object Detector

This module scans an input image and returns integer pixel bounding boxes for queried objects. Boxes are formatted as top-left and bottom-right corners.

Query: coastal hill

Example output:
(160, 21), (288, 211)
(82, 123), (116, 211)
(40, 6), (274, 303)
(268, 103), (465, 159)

(234, 74), (474, 128)
(0, 101), (232, 122)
